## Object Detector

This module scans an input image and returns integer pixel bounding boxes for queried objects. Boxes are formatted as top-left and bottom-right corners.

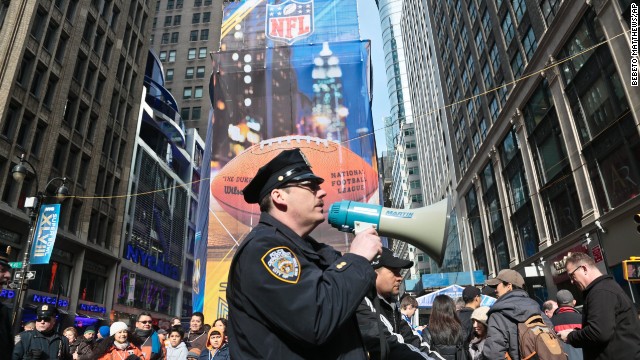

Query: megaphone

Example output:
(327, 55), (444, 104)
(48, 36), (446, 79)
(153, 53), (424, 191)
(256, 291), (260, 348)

(328, 197), (451, 266)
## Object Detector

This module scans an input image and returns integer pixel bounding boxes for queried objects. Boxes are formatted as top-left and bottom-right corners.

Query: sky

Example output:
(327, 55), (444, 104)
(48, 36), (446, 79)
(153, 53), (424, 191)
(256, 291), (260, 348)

(357, 0), (391, 155)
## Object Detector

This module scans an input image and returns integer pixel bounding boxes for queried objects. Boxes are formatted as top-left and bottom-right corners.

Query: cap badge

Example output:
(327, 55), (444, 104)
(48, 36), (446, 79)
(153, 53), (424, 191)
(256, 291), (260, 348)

(42, 305), (48, 311)
(261, 247), (300, 284)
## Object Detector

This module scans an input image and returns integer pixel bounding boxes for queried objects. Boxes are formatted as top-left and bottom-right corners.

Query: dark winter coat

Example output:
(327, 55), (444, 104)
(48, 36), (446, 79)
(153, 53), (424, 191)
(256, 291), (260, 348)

(457, 307), (475, 342)
(566, 275), (640, 360)
(356, 294), (432, 359)
(0, 303), (13, 360)
(12, 329), (72, 360)
(227, 212), (376, 359)
(481, 289), (553, 360)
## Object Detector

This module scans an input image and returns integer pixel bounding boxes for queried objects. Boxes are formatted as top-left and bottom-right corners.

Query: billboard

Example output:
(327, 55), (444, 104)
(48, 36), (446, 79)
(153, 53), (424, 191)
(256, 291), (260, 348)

(195, 0), (378, 319)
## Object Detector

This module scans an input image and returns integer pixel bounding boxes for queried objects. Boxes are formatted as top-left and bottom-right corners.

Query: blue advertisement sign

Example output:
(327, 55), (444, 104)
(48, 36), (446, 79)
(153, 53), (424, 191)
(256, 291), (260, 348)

(30, 204), (60, 265)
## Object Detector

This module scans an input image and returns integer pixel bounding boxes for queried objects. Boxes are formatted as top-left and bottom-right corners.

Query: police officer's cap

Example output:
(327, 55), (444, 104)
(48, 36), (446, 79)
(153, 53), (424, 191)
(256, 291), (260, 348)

(36, 304), (58, 318)
(243, 148), (324, 204)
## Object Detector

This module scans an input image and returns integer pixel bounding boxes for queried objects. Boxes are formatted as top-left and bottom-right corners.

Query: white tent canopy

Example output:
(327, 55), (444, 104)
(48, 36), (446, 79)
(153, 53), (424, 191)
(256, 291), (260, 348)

(416, 284), (496, 308)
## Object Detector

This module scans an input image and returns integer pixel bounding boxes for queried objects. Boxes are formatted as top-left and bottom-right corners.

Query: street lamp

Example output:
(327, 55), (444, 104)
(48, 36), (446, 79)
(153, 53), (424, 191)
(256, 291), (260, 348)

(10, 153), (69, 334)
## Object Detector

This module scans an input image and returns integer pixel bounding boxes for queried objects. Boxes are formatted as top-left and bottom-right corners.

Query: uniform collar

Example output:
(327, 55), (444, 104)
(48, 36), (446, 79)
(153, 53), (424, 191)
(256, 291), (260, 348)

(259, 212), (331, 260)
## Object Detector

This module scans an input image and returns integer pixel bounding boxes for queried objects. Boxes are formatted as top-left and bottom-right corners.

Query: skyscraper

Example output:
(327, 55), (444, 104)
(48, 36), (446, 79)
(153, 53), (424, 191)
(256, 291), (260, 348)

(0, 0), (153, 327)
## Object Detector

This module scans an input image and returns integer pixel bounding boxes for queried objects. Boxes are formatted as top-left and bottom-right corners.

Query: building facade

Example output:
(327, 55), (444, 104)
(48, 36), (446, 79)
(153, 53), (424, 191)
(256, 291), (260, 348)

(115, 51), (203, 325)
(149, 0), (226, 134)
(0, 0), (153, 329)
(422, 0), (639, 303)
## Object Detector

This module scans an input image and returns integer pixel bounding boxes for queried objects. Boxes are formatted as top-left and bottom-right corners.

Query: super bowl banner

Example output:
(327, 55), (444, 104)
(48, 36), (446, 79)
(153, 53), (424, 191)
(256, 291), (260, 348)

(30, 204), (61, 265)
(194, 0), (378, 319)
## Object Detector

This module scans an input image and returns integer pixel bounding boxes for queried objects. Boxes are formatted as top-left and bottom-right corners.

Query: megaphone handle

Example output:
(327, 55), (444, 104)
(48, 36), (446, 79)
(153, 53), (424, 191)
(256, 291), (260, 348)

(353, 221), (381, 260)
(353, 221), (377, 234)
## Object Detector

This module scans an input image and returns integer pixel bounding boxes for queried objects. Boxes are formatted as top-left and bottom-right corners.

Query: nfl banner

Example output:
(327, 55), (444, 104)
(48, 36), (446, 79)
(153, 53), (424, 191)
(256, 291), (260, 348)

(195, 0), (378, 319)
(30, 204), (61, 265)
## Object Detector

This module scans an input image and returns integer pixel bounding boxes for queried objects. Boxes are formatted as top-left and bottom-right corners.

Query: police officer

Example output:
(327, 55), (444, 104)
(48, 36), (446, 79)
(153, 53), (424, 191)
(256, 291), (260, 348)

(0, 247), (13, 360)
(227, 148), (382, 359)
(13, 304), (72, 360)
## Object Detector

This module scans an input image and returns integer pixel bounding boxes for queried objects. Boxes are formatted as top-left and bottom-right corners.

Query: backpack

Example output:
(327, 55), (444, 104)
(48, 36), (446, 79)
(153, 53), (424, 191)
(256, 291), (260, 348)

(517, 315), (567, 360)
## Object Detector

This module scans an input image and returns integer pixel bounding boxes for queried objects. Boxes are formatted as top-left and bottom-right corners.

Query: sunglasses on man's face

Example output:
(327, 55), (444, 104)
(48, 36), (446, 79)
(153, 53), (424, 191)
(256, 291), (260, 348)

(37, 317), (52, 322)
(138, 320), (152, 324)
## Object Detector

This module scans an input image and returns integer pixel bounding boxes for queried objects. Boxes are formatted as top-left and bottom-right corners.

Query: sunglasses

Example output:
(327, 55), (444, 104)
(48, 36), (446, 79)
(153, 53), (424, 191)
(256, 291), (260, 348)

(37, 316), (52, 322)
(282, 181), (322, 194)
(138, 320), (152, 324)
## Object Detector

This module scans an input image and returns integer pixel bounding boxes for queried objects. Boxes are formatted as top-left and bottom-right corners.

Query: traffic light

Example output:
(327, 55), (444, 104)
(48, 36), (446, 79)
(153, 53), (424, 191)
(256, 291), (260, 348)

(635, 214), (640, 233)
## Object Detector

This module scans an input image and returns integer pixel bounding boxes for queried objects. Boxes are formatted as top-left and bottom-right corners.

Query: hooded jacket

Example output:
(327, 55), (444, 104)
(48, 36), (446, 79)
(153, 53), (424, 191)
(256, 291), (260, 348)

(566, 275), (640, 360)
(482, 289), (553, 360)
(166, 341), (188, 360)
(198, 327), (229, 360)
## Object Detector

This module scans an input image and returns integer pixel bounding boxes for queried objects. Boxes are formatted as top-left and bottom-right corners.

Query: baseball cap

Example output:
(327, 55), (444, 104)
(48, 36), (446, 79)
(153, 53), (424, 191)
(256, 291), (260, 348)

(462, 286), (481, 302)
(486, 269), (525, 288)
(371, 248), (413, 269)
(556, 289), (574, 305)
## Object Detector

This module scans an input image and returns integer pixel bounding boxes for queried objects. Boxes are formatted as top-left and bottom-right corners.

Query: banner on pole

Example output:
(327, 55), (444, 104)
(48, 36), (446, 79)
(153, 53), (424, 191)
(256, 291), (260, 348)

(30, 204), (60, 265)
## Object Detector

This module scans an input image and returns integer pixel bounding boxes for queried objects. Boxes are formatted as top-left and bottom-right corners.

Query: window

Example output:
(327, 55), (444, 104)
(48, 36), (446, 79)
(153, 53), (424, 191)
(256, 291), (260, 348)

(196, 66), (205, 78)
(541, 0), (560, 25)
(202, 12), (210, 23)
(188, 48), (196, 60)
(408, 166), (419, 175)
(183, 87), (192, 99)
(406, 140), (416, 149)
(192, 106), (201, 120)
(472, 132), (480, 151)
(461, 27), (468, 47)
(467, 54), (475, 74)
(511, 52), (524, 78)
(173, 15), (181, 25)
(161, 33), (169, 44)
(456, 41), (463, 59)
(168, 50), (176, 62)
(194, 86), (203, 98)
(190, 30), (198, 41)
(475, 30), (484, 54)
(479, 118), (487, 139)
(489, 97), (499, 121)
(200, 29), (209, 41)
(166, 69), (174, 81)
(198, 47), (207, 58)
(482, 62), (492, 89)
(194, 0), (202, 6)
(164, 16), (172, 27)
(482, 9), (491, 35)
(512, 0), (527, 22)
(167, 0), (174, 9)
(409, 180), (420, 189)
(407, 153), (418, 161)
(502, 14), (514, 44)
(468, 1), (477, 23)
(176, 0), (183, 8)
(490, 44), (500, 72)
(152, 17), (157, 28)
(159, 51), (167, 61)
(523, 27), (537, 60)
(192, 13), (200, 24)
(411, 194), (423, 203)
(185, 67), (194, 79)
(30, 9), (47, 42)
(181, 107), (190, 120)
(171, 32), (179, 43)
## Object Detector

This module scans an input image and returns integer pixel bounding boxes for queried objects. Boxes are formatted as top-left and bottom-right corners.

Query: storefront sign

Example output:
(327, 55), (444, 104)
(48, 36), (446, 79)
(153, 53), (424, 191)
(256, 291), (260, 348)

(31, 294), (68, 308)
(78, 301), (106, 314)
(124, 244), (180, 280)
(0, 289), (15, 299)
(551, 243), (589, 283)
(592, 245), (604, 263)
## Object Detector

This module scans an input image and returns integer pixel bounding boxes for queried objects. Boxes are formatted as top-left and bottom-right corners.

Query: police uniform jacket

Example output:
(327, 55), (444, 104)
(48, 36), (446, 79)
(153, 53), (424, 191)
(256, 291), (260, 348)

(12, 329), (72, 360)
(227, 212), (376, 359)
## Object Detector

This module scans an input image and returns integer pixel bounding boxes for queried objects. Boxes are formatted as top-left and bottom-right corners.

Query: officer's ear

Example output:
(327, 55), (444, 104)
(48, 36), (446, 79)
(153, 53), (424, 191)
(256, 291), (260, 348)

(271, 188), (289, 208)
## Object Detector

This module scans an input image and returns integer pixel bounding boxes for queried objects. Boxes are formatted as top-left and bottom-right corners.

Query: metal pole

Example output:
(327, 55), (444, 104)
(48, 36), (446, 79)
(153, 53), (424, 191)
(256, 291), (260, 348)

(11, 203), (39, 335)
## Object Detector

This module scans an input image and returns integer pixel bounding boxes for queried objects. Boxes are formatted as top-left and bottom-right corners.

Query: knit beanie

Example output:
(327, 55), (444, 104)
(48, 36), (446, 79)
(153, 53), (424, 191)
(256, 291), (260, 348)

(110, 322), (128, 336)
(471, 306), (490, 327)
(99, 325), (111, 338)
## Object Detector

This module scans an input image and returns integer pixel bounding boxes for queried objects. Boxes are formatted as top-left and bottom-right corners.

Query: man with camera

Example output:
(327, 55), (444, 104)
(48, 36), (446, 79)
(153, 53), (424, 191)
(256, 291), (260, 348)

(13, 304), (72, 360)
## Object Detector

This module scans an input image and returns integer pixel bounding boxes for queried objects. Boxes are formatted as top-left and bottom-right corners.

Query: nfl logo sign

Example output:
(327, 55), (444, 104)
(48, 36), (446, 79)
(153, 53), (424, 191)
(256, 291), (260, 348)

(266, 0), (314, 45)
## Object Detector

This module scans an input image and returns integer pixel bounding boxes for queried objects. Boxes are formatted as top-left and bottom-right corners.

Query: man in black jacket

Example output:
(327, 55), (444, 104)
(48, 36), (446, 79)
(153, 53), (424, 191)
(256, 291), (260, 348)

(13, 304), (72, 360)
(457, 286), (481, 342)
(552, 290), (582, 360)
(356, 248), (433, 359)
(559, 252), (640, 360)
(0, 246), (13, 360)
(227, 149), (382, 359)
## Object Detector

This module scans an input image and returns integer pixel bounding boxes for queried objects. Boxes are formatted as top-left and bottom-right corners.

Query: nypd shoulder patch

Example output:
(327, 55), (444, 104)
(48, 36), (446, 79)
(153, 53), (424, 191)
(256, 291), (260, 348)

(261, 246), (301, 284)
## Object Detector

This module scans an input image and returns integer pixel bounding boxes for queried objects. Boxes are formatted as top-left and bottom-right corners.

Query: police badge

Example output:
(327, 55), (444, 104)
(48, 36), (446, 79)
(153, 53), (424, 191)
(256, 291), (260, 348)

(262, 247), (301, 283)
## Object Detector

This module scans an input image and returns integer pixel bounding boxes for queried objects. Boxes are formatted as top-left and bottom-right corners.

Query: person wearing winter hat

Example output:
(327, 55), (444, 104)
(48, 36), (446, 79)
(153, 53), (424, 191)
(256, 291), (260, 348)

(97, 325), (111, 342)
(166, 326), (188, 360)
(91, 322), (144, 360)
(468, 306), (490, 360)
(186, 347), (201, 360)
(198, 326), (229, 360)
(75, 326), (98, 360)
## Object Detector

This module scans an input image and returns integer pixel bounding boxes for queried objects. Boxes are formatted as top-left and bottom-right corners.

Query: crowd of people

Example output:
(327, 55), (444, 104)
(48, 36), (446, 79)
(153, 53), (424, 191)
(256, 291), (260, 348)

(5, 310), (230, 360)
(2, 148), (640, 359)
